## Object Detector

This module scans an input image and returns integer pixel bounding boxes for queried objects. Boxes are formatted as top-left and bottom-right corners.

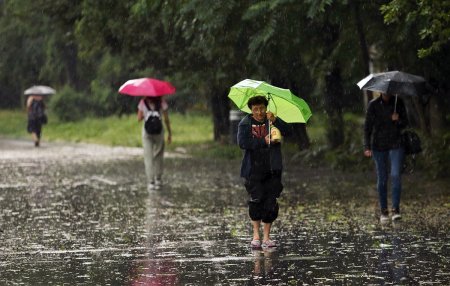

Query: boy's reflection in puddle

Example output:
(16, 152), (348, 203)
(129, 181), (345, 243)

(251, 247), (279, 281)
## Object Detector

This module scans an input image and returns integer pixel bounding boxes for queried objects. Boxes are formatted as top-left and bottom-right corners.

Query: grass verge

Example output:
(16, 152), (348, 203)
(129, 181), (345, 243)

(0, 110), (213, 150)
(0, 109), (328, 160)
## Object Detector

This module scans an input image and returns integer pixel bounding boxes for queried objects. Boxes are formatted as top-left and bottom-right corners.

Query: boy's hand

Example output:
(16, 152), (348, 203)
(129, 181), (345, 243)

(266, 111), (276, 122)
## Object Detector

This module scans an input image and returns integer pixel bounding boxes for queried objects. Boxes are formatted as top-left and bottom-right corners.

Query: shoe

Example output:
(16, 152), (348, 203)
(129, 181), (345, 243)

(261, 239), (277, 248)
(250, 239), (261, 249)
(34, 141), (39, 147)
(391, 209), (402, 221)
(380, 209), (389, 223)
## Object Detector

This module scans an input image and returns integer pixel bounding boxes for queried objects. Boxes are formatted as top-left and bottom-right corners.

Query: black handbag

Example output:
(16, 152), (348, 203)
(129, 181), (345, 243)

(401, 130), (422, 155)
(40, 114), (48, 125)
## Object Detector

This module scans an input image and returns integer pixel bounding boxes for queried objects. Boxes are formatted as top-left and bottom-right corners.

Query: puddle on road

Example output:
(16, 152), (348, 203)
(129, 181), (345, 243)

(0, 156), (449, 285)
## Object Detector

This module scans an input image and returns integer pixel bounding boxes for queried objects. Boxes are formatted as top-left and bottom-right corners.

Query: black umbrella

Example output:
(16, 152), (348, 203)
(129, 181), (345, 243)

(357, 71), (426, 111)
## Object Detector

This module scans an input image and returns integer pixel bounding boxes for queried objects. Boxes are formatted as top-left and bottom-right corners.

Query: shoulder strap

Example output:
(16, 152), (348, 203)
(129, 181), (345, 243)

(155, 100), (161, 111)
(143, 99), (151, 111)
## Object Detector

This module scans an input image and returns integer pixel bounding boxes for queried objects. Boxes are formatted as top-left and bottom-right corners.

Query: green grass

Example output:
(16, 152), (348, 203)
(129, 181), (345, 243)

(0, 110), (213, 150)
(0, 110), (28, 138)
(0, 109), (328, 159)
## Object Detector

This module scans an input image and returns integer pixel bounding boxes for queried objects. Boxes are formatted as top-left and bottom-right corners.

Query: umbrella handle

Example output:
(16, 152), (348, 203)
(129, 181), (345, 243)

(267, 94), (272, 146)
(394, 95), (398, 113)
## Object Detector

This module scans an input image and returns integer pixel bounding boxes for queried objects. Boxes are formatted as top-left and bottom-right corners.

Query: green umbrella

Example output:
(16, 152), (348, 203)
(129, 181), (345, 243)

(228, 79), (312, 123)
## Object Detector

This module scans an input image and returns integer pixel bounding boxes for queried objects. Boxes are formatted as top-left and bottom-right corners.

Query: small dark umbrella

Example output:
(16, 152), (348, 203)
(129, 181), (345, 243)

(357, 71), (426, 111)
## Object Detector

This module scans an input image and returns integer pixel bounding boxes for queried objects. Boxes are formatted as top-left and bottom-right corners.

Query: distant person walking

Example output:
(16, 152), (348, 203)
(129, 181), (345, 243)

(364, 93), (408, 223)
(137, 96), (172, 191)
(26, 95), (47, 147)
(237, 96), (292, 249)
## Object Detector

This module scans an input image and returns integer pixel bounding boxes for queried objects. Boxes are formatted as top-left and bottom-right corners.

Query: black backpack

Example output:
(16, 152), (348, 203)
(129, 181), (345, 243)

(401, 130), (422, 155)
(31, 100), (47, 124)
(143, 100), (163, 135)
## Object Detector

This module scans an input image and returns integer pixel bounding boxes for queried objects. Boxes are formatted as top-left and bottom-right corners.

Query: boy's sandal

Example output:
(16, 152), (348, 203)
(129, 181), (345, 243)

(250, 239), (261, 248)
(262, 239), (277, 248)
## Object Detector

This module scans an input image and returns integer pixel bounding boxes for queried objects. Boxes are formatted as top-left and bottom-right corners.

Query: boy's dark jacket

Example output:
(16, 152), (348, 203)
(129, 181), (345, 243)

(237, 114), (292, 178)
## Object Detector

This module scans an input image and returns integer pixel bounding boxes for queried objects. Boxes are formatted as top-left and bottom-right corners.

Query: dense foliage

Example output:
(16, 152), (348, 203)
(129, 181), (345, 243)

(1, 0), (449, 146)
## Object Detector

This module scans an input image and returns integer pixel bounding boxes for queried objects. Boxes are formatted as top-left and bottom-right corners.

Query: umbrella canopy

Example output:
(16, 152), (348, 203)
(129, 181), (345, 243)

(228, 79), (312, 123)
(118, 78), (176, 97)
(24, 85), (56, 96)
(357, 71), (426, 97)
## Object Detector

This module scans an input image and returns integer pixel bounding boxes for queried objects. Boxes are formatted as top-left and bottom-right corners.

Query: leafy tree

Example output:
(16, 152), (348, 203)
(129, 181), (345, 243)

(381, 0), (450, 58)
(0, 0), (48, 107)
(378, 0), (450, 134)
(1, 0), (449, 143)
(0, 0), (86, 109)
(167, 0), (253, 141)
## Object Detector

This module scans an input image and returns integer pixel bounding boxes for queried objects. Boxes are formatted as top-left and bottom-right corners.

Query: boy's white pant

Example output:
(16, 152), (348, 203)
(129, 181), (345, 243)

(142, 128), (165, 183)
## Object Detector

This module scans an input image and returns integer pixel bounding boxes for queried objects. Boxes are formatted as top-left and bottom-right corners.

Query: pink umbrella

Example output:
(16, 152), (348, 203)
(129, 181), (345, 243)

(118, 78), (176, 97)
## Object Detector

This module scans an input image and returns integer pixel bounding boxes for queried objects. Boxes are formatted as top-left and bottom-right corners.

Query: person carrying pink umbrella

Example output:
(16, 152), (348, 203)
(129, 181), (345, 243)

(119, 78), (175, 191)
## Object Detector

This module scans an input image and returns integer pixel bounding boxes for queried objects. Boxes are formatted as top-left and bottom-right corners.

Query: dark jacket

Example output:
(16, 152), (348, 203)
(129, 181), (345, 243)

(238, 114), (292, 178)
(364, 96), (408, 151)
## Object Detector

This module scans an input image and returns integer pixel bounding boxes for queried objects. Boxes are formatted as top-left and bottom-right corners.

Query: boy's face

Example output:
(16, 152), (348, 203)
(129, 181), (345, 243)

(251, 103), (267, 122)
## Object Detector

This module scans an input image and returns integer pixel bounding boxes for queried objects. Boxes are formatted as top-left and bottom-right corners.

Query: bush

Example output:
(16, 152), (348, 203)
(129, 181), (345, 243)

(419, 131), (450, 178)
(288, 113), (372, 171)
(49, 85), (94, 121)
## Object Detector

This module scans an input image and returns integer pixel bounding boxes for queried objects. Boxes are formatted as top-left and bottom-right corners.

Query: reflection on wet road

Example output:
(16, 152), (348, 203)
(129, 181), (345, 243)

(0, 140), (449, 285)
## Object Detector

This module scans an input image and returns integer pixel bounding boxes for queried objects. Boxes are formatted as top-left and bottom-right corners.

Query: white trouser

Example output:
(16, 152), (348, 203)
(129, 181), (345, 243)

(142, 127), (165, 183)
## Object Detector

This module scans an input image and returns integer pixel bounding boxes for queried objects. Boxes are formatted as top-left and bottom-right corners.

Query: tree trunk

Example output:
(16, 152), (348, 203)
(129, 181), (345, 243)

(210, 86), (230, 143)
(352, 0), (370, 76)
(324, 66), (344, 148)
(290, 124), (310, 150)
(411, 97), (428, 134)
(351, 0), (373, 108)
(322, 20), (344, 149)
(63, 43), (80, 89)
(428, 94), (444, 136)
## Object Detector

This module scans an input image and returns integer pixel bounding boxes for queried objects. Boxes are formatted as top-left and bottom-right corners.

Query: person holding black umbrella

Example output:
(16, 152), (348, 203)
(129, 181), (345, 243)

(364, 92), (408, 223)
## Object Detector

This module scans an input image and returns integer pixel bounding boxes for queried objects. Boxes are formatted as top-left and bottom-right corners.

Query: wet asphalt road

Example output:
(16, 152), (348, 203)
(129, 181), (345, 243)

(0, 139), (449, 285)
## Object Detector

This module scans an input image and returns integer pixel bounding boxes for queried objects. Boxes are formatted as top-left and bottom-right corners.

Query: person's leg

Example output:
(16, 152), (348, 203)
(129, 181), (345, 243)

(261, 201), (278, 248)
(35, 123), (42, 146)
(28, 119), (40, 147)
(390, 148), (404, 212)
(372, 150), (389, 211)
(261, 208), (278, 247)
(142, 130), (154, 185)
(31, 132), (39, 146)
(260, 172), (281, 245)
(252, 220), (261, 241)
(245, 175), (263, 247)
(262, 222), (272, 242)
(153, 132), (165, 186)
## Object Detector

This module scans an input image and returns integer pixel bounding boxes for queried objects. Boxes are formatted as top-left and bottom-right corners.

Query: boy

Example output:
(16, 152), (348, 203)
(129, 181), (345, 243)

(237, 95), (292, 248)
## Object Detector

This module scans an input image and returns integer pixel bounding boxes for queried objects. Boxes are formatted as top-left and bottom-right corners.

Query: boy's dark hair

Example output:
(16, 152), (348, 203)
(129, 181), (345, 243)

(247, 95), (268, 109)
